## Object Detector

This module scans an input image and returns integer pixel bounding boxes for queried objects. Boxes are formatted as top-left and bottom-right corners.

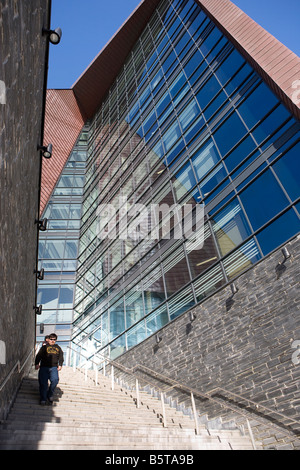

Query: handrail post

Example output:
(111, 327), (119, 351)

(246, 419), (257, 450)
(95, 365), (98, 387)
(161, 392), (167, 428)
(103, 361), (106, 376)
(66, 347), (69, 367)
(191, 392), (199, 435)
(136, 378), (140, 408)
(73, 350), (76, 372)
(111, 365), (114, 391)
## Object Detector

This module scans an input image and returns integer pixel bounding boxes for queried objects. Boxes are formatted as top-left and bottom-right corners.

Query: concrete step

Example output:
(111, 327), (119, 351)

(0, 366), (254, 450)
(0, 431), (251, 450)
(0, 422), (251, 447)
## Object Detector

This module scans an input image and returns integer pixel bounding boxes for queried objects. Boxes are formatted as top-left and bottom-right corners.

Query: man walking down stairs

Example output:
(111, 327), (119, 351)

(0, 366), (254, 450)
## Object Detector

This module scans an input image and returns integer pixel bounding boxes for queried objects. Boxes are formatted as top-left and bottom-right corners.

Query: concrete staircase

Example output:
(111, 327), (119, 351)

(0, 367), (254, 450)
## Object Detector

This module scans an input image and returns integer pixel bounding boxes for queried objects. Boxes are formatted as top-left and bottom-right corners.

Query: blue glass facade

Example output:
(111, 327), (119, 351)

(43, 0), (299, 359)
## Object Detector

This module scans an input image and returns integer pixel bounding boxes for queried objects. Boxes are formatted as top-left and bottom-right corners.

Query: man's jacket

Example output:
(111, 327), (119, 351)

(35, 344), (64, 368)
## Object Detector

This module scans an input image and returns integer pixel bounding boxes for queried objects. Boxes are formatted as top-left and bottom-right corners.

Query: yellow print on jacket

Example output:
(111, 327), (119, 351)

(46, 346), (60, 355)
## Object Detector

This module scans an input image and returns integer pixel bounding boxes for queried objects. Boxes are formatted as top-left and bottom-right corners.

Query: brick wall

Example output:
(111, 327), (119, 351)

(0, 0), (50, 419)
(116, 235), (300, 449)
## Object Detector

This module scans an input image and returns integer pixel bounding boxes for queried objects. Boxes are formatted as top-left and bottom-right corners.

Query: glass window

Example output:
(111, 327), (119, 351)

(212, 199), (252, 256)
(178, 99), (200, 131)
(142, 266), (166, 313)
(199, 27), (223, 56)
(191, 139), (220, 182)
(64, 240), (78, 259)
(58, 285), (75, 309)
(203, 90), (227, 121)
(215, 49), (245, 86)
(196, 75), (221, 110)
(173, 31), (192, 57)
(213, 111), (247, 156)
(110, 333), (126, 359)
(193, 264), (225, 302)
(110, 301), (125, 338)
(165, 137), (185, 166)
(173, 161), (197, 201)
(239, 169), (289, 231)
(167, 16), (182, 40)
(168, 285), (195, 321)
(146, 305), (169, 336)
(224, 136), (257, 173)
(183, 50), (203, 79)
(183, 114), (204, 144)
(223, 238), (261, 279)
(225, 63), (253, 96)
(256, 209), (300, 256)
(125, 285), (144, 328)
(42, 240), (65, 259)
(37, 285), (59, 309)
(200, 162), (228, 197)
(162, 120), (181, 152)
(188, 10), (207, 37)
(238, 82), (279, 129)
(161, 50), (177, 75)
(188, 60), (207, 88)
(163, 245), (191, 295)
(168, 71), (186, 99)
(126, 321), (146, 350)
(252, 104), (290, 145)
(272, 142), (300, 202)
(186, 223), (218, 279)
(143, 110), (157, 135)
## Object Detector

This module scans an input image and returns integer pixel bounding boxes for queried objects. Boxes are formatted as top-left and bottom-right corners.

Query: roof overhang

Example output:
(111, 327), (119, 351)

(41, 89), (85, 214)
(41, 0), (300, 213)
(72, 0), (300, 121)
(72, 0), (161, 120)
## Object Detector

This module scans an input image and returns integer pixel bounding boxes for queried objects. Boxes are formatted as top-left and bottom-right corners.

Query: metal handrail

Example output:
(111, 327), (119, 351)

(67, 346), (300, 444)
(0, 347), (35, 393)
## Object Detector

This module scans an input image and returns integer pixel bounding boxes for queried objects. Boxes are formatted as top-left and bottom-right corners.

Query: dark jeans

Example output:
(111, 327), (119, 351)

(38, 366), (59, 402)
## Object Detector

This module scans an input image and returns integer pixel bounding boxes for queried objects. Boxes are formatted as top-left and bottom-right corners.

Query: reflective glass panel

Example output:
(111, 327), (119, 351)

(239, 169), (289, 231)
(212, 199), (251, 256)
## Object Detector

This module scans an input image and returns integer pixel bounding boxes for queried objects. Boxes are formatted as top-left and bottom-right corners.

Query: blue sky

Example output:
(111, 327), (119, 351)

(48, 0), (300, 89)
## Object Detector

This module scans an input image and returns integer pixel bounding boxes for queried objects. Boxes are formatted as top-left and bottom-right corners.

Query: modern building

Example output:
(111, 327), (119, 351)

(0, 0), (299, 447)
(35, 0), (300, 447)
(39, 0), (300, 360)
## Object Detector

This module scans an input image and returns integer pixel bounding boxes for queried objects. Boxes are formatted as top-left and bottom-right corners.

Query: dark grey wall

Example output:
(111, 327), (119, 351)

(116, 235), (300, 449)
(0, 0), (50, 419)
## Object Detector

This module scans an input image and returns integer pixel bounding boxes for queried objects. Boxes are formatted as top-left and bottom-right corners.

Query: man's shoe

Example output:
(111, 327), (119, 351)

(40, 401), (47, 406)
(47, 396), (54, 405)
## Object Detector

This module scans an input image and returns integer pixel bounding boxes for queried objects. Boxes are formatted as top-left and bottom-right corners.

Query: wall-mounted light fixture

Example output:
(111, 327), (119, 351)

(189, 311), (196, 322)
(155, 333), (162, 344)
(35, 268), (45, 281)
(42, 27), (62, 45)
(281, 246), (291, 263)
(35, 218), (48, 232)
(38, 143), (52, 159)
(34, 305), (42, 315)
(230, 282), (239, 296)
